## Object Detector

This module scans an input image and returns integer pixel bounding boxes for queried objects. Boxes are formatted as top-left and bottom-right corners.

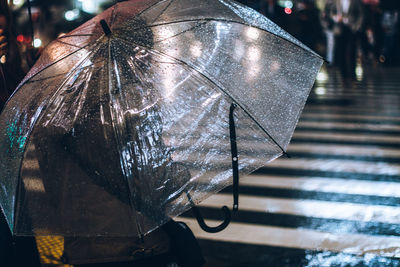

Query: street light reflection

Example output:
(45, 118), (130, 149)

(247, 65), (260, 81)
(316, 70), (328, 83)
(356, 64), (363, 81)
(190, 41), (202, 58)
(270, 61), (281, 73)
(33, 38), (42, 48)
(162, 70), (176, 100)
(315, 86), (327, 95)
(158, 28), (175, 40)
(247, 46), (260, 62)
(246, 27), (259, 41)
(12, 0), (23, 6)
(233, 40), (245, 62)
(23, 177), (45, 193)
(246, 46), (261, 81)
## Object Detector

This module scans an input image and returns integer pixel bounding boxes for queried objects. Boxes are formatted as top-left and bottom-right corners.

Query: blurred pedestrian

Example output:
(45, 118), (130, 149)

(321, 0), (336, 65)
(379, 0), (399, 65)
(327, 0), (365, 80)
(1, 1), (43, 266)
(359, 0), (383, 65)
(0, 0), (26, 112)
(294, 0), (324, 52)
(259, 0), (287, 29)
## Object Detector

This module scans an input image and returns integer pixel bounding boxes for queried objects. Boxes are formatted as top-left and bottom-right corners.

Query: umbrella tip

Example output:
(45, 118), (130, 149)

(100, 19), (112, 36)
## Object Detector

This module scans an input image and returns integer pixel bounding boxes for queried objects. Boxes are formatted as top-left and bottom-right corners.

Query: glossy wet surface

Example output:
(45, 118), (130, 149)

(179, 65), (400, 266)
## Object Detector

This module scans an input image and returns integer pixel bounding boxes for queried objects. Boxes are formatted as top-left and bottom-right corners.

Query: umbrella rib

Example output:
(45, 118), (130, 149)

(110, 3), (117, 27)
(142, 18), (322, 59)
(149, 0), (175, 24)
(53, 39), (88, 50)
(98, 0), (173, 32)
(14, 40), (99, 93)
(132, 0), (173, 21)
(58, 34), (93, 39)
(10, 41), (99, 113)
(40, 49), (98, 120)
(27, 57), (106, 83)
(153, 22), (208, 45)
(1, 41), (90, 116)
(116, 36), (287, 154)
(26, 72), (69, 83)
(106, 37), (145, 238)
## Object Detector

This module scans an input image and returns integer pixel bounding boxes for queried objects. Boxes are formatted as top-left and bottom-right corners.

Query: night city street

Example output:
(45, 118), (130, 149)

(1, 0), (400, 266)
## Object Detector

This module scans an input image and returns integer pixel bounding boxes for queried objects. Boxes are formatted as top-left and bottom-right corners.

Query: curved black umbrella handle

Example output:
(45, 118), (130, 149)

(191, 205), (231, 233)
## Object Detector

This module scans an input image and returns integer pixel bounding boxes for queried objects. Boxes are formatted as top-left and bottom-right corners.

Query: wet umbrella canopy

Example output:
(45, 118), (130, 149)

(0, 0), (323, 237)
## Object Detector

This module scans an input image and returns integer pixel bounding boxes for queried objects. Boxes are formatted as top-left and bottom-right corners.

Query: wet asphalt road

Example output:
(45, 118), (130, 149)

(179, 65), (400, 266)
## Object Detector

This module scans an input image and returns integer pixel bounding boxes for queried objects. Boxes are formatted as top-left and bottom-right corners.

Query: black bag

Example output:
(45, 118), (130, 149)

(69, 220), (204, 267)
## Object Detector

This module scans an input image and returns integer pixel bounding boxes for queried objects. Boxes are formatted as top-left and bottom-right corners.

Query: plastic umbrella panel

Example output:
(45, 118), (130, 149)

(0, 0), (323, 237)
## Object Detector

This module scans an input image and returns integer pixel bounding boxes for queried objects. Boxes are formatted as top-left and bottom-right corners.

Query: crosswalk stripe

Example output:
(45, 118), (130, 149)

(300, 113), (400, 123)
(240, 174), (400, 198)
(197, 194), (400, 224)
(187, 206), (400, 237)
(263, 158), (400, 176)
(309, 92), (400, 98)
(293, 132), (400, 143)
(23, 177), (46, 193)
(254, 167), (400, 183)
(291, 137), (400, 149)
(297, 121), (400, 132)
(197, 239), (400, 266)
(311, 87), (400, 93)
(178, 218), (400, 258)
(288, 144), (400, 157)
(222, 185), (400, 206)
(303, 107), (400, 116)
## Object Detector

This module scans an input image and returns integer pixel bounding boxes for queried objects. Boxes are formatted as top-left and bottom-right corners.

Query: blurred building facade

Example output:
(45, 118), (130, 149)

(4, 0), (400, 66)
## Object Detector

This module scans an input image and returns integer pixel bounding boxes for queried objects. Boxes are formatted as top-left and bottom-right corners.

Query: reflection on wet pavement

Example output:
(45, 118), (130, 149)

(179, 66), (400, 266)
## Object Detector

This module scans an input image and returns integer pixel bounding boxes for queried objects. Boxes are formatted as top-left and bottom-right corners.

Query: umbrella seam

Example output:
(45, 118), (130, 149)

(106, 37), (145, 239)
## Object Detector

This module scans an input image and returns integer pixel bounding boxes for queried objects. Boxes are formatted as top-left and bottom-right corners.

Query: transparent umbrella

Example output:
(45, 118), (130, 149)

(0, 0), (323, 238)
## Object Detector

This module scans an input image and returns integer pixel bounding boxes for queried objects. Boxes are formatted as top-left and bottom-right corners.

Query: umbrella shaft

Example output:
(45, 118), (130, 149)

(229, 103), (239, 212)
